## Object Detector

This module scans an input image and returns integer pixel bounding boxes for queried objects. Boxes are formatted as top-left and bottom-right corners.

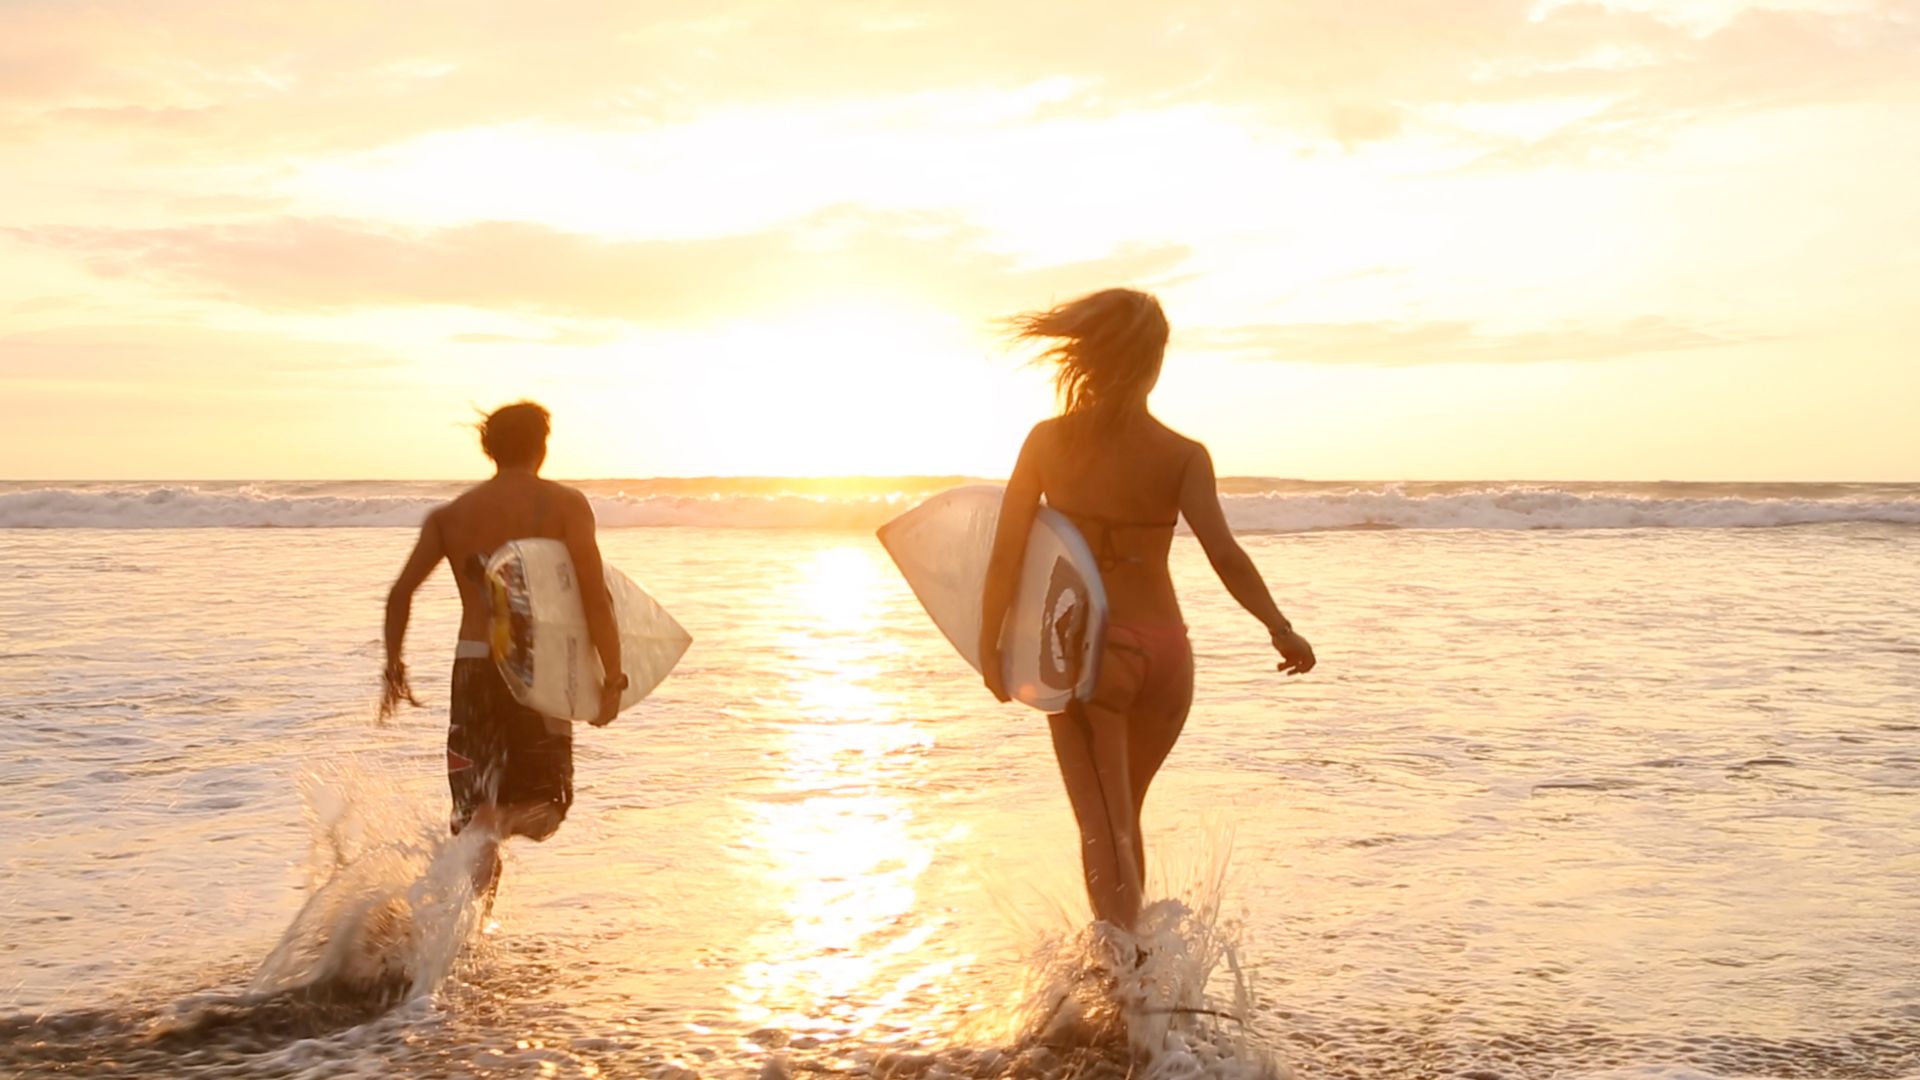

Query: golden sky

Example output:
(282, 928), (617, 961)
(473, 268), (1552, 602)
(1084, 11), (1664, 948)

(2, 0), (1916, 480)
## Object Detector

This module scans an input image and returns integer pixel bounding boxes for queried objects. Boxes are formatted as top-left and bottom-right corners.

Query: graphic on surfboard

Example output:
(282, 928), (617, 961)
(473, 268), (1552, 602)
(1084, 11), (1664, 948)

(485, 538), (691, 722)
(878, 485), (1109, 712)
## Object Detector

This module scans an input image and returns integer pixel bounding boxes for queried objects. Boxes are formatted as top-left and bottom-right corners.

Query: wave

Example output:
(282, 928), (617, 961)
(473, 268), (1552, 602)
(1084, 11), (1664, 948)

(0, 486), (445, 529)
(0, 486), (910, 529)
(1216, 487), (1920, 532)
(3, 482), (1918, 531)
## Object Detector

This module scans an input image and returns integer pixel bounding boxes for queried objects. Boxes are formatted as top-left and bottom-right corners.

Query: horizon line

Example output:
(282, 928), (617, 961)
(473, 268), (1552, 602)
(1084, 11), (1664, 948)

(5, 475), (1918, 486)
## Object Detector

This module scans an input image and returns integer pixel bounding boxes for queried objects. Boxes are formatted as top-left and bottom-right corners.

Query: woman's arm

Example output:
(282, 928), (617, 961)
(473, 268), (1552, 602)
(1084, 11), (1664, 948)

(979, 426), (1047, 701)
(1178, 445), (1316, 674)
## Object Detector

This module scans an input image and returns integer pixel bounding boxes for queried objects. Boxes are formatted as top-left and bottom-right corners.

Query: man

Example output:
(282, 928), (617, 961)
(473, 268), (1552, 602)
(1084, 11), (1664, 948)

(379, 401), (624, 892)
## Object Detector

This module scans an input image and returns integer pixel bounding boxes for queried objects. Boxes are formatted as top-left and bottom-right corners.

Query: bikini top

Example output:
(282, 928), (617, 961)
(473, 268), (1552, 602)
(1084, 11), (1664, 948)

(1049, 503), (1179, 572)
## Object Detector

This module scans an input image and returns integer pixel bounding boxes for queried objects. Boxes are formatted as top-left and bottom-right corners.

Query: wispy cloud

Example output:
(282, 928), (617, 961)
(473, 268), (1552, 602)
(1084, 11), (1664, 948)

(1185, 315), (1764, 366)
(448, 327), (623, 347)
(2, 1), (1910, 160)
(0, 324), (404, 384)
(1457, 5), (1920, 168)
(8, 210), (1191, 322)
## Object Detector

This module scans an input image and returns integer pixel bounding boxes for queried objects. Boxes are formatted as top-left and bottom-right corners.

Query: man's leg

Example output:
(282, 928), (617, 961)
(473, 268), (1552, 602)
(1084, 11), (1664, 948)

(461, 804), (508, 900)
(449, 658), (515, 905)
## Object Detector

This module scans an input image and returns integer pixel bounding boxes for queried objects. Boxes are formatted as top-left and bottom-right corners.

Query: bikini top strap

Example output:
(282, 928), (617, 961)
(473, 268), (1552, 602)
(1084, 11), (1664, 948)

(1048, 504), (1179, 531)
(1050, 505), (1177, 570)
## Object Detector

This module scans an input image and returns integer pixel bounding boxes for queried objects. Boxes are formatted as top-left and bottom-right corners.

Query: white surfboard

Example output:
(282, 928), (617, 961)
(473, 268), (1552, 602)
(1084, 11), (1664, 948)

(485, 538), (691, 723)
(878, 485), (1108, 712)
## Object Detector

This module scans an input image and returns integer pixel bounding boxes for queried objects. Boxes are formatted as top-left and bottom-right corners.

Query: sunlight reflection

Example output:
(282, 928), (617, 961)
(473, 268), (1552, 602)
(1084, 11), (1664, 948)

(728, 544), (960, 1051)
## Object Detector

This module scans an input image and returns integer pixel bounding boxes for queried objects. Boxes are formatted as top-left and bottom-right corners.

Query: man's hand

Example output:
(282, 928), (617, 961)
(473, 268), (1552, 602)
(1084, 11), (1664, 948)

(378, 660), (421, 722)
(590, 673), (627, 727)
(1273, 628), (1317, 676)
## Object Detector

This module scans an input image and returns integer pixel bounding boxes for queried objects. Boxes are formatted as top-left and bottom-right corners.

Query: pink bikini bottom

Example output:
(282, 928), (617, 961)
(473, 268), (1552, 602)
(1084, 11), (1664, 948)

(1083, 621), (1193, 720)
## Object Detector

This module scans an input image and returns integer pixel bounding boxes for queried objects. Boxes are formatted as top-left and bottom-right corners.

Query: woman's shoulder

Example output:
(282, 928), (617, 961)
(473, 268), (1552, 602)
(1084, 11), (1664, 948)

(1025, 415), (1070, 449)
(1148, 417), (1208, 460)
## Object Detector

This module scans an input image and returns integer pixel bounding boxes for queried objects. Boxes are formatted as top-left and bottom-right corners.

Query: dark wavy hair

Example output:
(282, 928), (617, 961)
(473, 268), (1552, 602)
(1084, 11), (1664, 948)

(478, 401), (550, 468)
(1011, 288), (1169, 422)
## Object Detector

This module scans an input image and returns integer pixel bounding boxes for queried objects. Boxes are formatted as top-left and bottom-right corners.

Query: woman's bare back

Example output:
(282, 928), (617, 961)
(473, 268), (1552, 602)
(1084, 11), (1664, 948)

(1030, 412), (1200, 625)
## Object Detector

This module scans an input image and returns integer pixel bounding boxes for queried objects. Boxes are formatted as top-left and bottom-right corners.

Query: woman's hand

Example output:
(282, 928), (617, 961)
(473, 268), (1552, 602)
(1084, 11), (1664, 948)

(1273, 628), (1316, 675)
(982, 647), (1012, 703)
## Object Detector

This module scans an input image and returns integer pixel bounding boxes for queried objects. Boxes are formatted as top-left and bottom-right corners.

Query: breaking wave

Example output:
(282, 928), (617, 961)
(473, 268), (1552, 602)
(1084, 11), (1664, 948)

(3, 480), (1917, 531)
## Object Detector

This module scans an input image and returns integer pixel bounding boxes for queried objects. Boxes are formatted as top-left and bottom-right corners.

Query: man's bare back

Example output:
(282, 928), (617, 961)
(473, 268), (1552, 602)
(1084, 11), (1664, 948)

(383, 472), (620, 714)
(432, 475), (589, 642)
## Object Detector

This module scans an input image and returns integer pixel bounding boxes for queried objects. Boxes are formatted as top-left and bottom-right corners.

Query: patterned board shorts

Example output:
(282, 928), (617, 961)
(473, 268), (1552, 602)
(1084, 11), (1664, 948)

(446, 658), (573, 834)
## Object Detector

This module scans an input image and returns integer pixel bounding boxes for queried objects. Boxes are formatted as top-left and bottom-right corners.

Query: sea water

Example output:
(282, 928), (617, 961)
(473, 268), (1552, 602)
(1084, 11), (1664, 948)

(1, 479), (1917, 1078)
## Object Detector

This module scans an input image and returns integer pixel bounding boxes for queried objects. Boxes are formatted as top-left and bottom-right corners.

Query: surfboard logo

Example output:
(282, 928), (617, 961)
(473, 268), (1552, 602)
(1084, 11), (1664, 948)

(488, 553), (537, 691)
(1039, 558), (1088, 690)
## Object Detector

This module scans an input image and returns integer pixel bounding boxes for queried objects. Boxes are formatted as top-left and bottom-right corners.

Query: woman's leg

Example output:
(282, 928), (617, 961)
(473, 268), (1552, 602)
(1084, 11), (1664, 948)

(1048, 629), (1154, 930)
(1084, 705), (1143, 929)
(1047, 705), (1142, 930)
(1047, 711), (1105, 918)
(1124, 634), (1194, 880)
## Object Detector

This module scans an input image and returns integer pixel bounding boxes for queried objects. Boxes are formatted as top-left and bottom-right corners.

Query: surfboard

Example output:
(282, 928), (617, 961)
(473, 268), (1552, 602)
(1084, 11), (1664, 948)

(484, 538), (691, 722)
(878, 485), (1108, 712)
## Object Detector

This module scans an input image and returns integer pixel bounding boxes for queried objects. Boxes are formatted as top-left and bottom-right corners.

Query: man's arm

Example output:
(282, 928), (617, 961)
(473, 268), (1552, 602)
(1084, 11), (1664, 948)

(381, 510), (445, 720)
(560, 489), (625, 726)
(978, 425), (1046, 703)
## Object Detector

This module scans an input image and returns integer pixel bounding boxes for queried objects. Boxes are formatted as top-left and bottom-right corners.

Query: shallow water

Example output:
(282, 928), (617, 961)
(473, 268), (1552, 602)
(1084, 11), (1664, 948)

(2, 524), (1918, 1078)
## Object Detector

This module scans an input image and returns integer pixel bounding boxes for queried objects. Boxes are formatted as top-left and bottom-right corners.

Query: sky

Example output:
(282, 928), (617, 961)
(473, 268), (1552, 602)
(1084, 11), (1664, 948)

(1, 0), (1916, 481)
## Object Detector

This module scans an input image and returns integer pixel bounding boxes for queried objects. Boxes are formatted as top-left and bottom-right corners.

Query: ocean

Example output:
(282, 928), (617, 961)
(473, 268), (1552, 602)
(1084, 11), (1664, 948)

(2, 478), (1917, 1079)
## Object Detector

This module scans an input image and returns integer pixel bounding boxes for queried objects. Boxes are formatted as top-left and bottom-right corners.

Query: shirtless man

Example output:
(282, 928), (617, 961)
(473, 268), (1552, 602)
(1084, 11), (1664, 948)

(378, 401), (625, 891)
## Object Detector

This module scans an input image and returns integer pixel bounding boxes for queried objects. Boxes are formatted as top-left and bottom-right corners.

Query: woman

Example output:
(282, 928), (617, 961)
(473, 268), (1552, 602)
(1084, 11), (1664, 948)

(980, 288), (1316, 933)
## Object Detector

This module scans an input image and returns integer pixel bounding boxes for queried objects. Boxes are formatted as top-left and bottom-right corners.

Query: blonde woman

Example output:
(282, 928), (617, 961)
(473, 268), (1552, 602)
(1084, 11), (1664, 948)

(980, 289), (1316, 931)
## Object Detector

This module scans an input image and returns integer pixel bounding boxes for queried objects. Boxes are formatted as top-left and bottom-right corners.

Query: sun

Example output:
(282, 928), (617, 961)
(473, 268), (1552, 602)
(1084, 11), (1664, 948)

(513, 301), (1051, 479)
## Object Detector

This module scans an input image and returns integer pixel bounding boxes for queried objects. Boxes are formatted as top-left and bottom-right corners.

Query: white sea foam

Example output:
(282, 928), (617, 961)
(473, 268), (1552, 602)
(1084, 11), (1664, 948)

(0, 485), (443, 529)
(3, 480), (1917, 531)
(1214, 486), (1920, 532)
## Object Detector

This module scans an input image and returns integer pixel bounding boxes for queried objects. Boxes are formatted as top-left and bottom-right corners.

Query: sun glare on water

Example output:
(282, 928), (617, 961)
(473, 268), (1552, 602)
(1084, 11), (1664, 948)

(727, 545), (968, 1050)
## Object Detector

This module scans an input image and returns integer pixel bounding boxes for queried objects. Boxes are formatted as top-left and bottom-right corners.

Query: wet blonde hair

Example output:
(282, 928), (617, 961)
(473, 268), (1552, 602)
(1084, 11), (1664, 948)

(1011, 288), (1169, 422)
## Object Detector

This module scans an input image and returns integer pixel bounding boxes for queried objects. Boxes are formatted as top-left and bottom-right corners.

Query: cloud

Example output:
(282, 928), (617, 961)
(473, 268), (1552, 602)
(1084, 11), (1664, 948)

(1455, 4), (1920, 168)
(448, 327), (622, 347)
(1184, 315), (1763, 366)
(1, 0), (1911, 161)
(1328, 103), (1405, 149)
(7, 210), (1191, 323)
(0, 324), (405, 385)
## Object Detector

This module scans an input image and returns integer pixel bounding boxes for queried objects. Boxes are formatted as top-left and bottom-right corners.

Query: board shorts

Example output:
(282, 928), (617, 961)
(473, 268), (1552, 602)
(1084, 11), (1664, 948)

(447, 655), (573, 835)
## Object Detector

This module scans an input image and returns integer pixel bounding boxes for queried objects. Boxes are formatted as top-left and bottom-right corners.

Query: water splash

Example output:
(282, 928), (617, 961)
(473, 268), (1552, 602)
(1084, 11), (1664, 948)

(0, 761), (492, 1073)
(912, 827), (1291, 1079)
(249, 760), (488, 1005)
